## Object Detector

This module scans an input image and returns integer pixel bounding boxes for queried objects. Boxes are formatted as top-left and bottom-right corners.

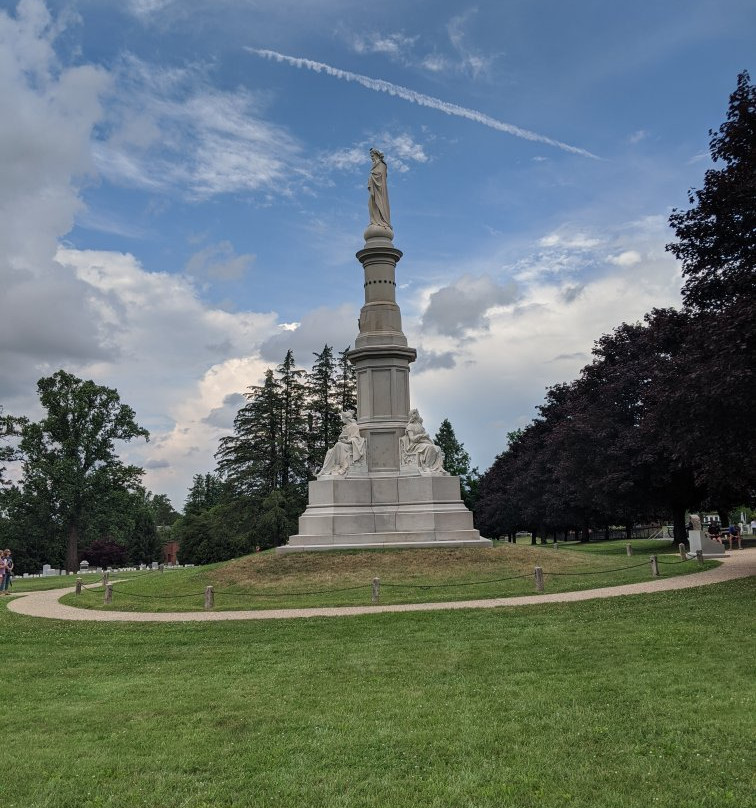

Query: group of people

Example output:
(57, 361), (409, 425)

(0, 549), (13, 594)
(706, 519), (743, 550)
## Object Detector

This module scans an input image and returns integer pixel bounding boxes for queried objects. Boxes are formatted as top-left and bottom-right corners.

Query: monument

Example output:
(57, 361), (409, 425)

(277, 150), (491, 552)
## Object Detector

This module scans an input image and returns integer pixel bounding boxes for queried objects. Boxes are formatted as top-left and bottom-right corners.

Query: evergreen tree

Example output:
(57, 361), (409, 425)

(275, 350), (309, 494)
(306, 345), (342, 475)
(434, 418), (472, 477)
(216, 371), (281, 497)
(337, 346), (357, 412)
(184, 473), (225, 514)
(433, 418), (479, 510)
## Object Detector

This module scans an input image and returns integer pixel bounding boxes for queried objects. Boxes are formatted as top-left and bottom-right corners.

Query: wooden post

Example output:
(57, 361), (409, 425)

(204, 585), (214, 610)
(159, 564), (164, 573)
(696, 549), (704, 565)
(678, 543), (687, 561)
(626, 543), (633, 556)
(650, 555), (659, 577)
(371, 577), (380, 603)
(534, 566), (544, 593)
(102, 571), (109, 586)
(554, 540), (558, 550)
(75, 578), (82, 595)
(104, 583), (113, 605)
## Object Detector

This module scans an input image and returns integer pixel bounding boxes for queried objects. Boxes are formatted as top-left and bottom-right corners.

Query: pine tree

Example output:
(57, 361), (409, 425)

(434, 418), (471, 477)
(433, 418), (480, 510)
(275, 350), (309, 493)
(337, 346), (357, 412)
(216, 370), (281, 497)
(306, 345), (342, 475)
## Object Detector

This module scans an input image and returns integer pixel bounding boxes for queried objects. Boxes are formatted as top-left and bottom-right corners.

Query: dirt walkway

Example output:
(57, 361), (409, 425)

(6, 548), (755, 623)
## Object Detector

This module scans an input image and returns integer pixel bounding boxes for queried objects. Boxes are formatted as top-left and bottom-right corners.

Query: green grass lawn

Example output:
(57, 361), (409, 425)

(1, 578), (753, 808)
(56, 540), (719, 612)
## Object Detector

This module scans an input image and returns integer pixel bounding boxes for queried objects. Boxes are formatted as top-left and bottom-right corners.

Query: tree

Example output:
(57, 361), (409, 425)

(336, 346), (357, 412)
(667, 71), (756, 512)
(14, 371), (149, 571)
(306, 345), (342, 476)
(184, 473), (225, 515)
(434, 418), (479, 510)
(147, 493), (180, 526)
(667, 71), (755, 312)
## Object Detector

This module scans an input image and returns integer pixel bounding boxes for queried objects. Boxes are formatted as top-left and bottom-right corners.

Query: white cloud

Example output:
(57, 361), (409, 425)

(446, 9), (495, 78)
(607, 250), (642, 267)
(348, 31), (418, 60)
(408, 238), (683, 470)
(56, 247), (280, 505)
(95, 55), (305, 200)
(421, 274), (520, 337)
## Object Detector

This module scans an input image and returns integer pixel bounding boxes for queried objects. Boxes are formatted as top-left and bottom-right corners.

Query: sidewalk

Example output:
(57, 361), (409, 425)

(6, 548), (755, 623)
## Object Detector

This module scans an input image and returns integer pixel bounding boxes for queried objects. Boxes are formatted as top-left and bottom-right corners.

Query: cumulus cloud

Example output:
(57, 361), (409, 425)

(406, 223), (683, 470)
(607, 250), (642, 267)
(421, 274), (519, 337)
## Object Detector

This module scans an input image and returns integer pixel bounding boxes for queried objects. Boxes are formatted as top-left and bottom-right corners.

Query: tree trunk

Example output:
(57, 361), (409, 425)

(625, 523), (633, 542)
(580, 523), (590, 543)
(672, 505), (688, 547)
(66, 523), (79, 573)
(530, 529), (537, 545)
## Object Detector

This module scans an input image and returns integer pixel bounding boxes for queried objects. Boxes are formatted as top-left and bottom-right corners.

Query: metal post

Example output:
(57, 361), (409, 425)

(534, 566), (544, 593)
(104, 583), (113, 605)
(650, 555), (659, 577)
(204, 585), (214, 610)
(371, 577), (380, 603)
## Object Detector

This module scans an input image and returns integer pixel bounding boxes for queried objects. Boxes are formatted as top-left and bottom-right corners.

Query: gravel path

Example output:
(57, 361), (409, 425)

(6, 548), (755, 623)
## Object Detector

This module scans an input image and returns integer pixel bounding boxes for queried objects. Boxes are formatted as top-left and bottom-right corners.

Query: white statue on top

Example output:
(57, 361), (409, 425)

(400, 409), (448, 475)
(318, 410), (367, 477)
(367, 148), (392, 232)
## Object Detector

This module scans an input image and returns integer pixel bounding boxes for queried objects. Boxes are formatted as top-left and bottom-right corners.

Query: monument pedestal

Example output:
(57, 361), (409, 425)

(279, 474), (489, 553)
(686, 529), (726, 559)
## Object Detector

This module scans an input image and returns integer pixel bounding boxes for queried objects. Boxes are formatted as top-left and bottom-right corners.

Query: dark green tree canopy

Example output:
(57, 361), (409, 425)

(668, 70), (755, 312)
(10, 370), (149, 571)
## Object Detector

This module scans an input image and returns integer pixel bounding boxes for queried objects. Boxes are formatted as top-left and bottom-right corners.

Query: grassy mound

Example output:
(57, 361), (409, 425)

(58, 539), (719, 612)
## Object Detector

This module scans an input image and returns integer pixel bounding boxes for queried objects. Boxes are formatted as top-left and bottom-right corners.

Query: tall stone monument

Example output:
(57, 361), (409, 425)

(277, 149), (490, 552)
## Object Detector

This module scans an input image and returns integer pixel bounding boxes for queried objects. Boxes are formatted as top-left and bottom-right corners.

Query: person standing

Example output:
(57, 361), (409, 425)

(0, 550), (8, 594)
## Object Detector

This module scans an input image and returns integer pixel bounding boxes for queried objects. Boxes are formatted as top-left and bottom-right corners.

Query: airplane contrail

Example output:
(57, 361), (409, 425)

(247, 47), (599, 160)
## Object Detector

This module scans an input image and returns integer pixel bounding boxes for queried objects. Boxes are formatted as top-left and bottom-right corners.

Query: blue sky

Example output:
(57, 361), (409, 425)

(1, 0), (753, 507)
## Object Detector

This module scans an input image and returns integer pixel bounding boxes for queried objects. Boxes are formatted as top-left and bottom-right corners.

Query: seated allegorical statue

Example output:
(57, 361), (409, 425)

(318, 410), (366, 476)
(400, 409), (448, 474)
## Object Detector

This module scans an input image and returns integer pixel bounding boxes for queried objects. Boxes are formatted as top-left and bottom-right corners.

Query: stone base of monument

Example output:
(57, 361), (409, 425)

(277, 474), (492, 553)
(686, 529), (726, 559)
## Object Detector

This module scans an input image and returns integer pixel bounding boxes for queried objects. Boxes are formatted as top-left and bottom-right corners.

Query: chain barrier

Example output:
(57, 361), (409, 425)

(547, 560), (649, 576)
(380, 573), (532, 590)
(80, 550), (698, 604)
